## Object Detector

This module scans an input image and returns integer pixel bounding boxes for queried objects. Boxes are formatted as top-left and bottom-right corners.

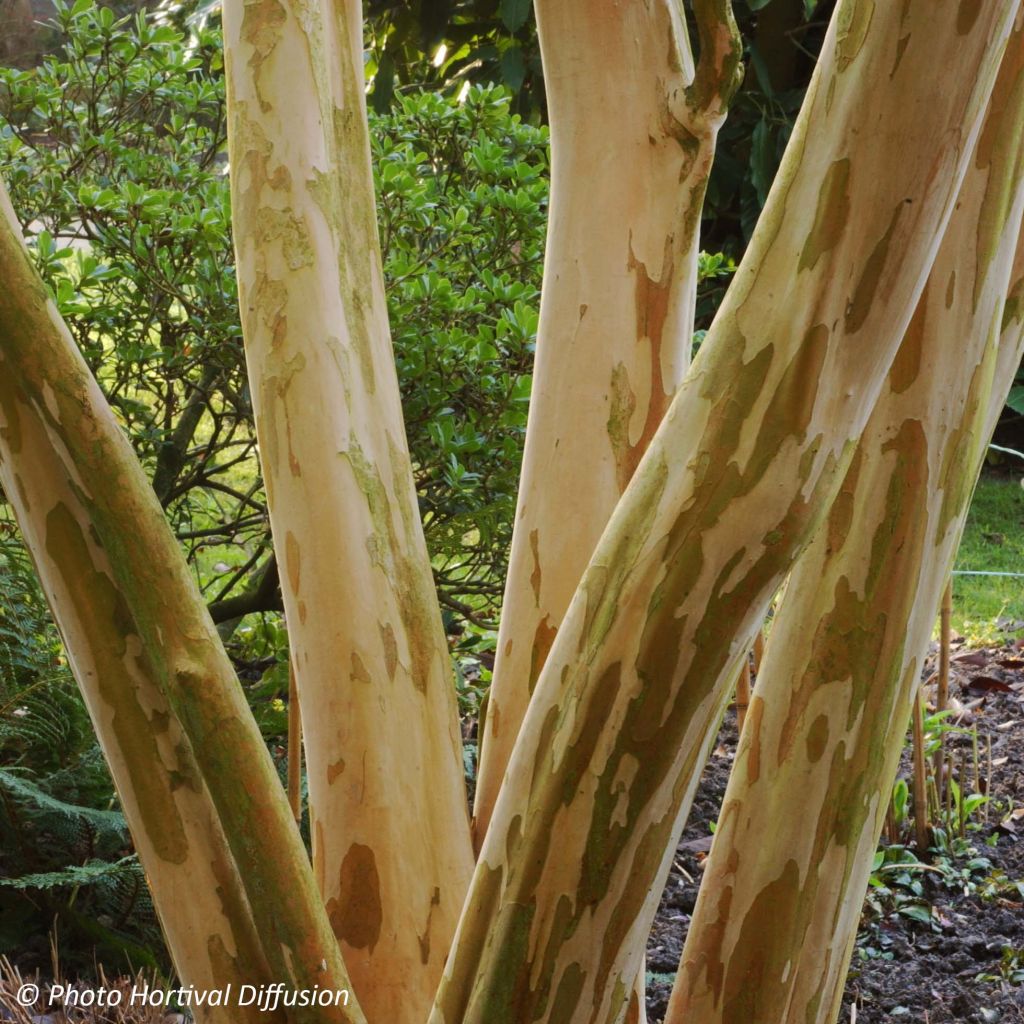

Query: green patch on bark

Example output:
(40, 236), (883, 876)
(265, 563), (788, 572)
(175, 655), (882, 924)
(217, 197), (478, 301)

(342, 435), (440, 693)
(607, 363), (636, 490)
(464, 900), (535, 1022)
(971, 54), (1024, 309)
(0, 370), (24, 454)
(240, 0), (286, 63)
(1002, 273), (1024, 330)
(889, 305), (926, 394)
(720, 859), (802, 1019)
(308, 165), (378, 394)
(937, 352), (992, 538)
(436, 858), (502, 1022)
(44, 502), (189, 864)
(835, 0), (875, 72)
(546, 962), (586, 1024)
(254, 206), (315, 271)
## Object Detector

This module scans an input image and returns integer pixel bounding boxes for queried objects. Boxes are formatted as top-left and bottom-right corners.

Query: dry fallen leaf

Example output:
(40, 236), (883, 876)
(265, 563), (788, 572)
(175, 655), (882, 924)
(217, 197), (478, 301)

(967, 675), (1014, 695)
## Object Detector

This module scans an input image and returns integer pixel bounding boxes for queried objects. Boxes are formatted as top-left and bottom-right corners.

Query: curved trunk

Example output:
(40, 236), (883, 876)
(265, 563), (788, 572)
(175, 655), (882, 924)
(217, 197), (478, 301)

(222, 2), (473, 1022)
(668, 20), (1024, 1022)
(472, 0), (742, 849)
(432, 3), (1019, 1022)
(0, 180), (364, 1024)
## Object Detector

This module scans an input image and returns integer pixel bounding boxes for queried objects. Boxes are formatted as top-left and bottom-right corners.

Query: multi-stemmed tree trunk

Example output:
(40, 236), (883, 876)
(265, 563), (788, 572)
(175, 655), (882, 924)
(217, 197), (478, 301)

(431, 3), (1019, 1022)
(469, 7), (742, 1019)
(1, 2), (1023, 1024)
(668, 19), (1024, 1021)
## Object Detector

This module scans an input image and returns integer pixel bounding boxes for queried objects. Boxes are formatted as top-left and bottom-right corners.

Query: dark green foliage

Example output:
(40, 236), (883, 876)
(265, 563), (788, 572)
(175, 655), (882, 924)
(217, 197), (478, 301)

(376, 88), (547, 615)
(0, 0), (260, 611)
(363, 1), (544, 118)
(0, 534), (94, 778)
(697, 0), (836, 260)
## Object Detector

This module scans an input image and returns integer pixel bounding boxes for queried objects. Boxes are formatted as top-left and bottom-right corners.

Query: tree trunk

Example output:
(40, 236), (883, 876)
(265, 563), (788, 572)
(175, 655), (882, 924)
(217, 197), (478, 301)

(0, 180), (365, 1024)
(472, 0), (742, 849)
(431, 3), (1019, 1022)
(222, 2), (473, 1022)
(667, 25), (1024, 1021)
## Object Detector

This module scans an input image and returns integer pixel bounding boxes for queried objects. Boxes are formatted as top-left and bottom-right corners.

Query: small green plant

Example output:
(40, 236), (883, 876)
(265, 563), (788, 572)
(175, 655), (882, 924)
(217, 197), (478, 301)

(979, 867), (1024, 903)
(865, 845), (935, 926)
(976, 946), (1024, 985)
(888, 777), (911, 837)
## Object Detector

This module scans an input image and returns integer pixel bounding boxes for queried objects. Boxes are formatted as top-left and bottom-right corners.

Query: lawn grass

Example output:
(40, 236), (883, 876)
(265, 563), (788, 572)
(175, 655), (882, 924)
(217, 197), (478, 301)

(953, 472), (1024, 642)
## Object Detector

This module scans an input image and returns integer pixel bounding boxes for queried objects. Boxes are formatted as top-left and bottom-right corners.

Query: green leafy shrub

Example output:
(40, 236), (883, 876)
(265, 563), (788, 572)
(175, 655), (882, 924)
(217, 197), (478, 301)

(375, 87), (547, 616)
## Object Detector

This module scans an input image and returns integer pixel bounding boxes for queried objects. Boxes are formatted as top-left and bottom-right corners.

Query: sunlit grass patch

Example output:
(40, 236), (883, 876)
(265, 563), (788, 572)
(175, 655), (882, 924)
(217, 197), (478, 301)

(953, 474), (1024, 637)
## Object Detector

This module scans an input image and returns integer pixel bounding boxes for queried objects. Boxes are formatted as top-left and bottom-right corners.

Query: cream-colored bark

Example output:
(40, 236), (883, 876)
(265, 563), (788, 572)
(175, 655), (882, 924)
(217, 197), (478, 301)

(668, 20), (1024, 1021)
(472, 0), (742, 849)
(0, 180), (364, 1024)
(431, 3), (1019, 1022)
(222, 3), (472, 1022)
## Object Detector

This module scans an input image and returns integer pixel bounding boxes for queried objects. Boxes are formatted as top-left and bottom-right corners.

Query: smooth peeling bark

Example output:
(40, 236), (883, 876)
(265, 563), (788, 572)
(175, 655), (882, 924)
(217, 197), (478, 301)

(222, 2), (473, 1021)
(472, 0), (742, 848)
(431, 4), (1020, 1023)
(667, 27), (1024, 1023)
(0, 180), (366, 1024)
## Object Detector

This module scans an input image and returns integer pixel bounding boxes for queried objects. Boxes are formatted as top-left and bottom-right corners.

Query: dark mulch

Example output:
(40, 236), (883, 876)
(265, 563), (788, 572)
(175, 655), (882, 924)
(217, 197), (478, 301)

(646, 636), (1024, 1023)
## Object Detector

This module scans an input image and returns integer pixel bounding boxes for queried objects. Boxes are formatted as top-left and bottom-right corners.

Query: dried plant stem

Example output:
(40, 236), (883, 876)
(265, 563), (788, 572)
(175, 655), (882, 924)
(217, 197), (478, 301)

(958, 747), (968, 839)
(985, 735), (993, 824)
(934, 579), (953, 805)
(945, 753), (955, 825)
(971, 727), (980, 801)
(912, 688), (930, 854)
(938, 579), (953, 710)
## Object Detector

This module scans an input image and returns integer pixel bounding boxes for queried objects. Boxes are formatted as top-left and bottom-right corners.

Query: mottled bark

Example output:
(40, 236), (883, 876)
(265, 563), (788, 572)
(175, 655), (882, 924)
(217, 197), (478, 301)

(431, 3), (1019, 1022)
(473, 0), (742, 849)
(671, 68), (1024, 1024)
(0, 180), (365, 1024)
(668, 24), (1024, 1023)
(222, 2), (472, 1022)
